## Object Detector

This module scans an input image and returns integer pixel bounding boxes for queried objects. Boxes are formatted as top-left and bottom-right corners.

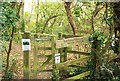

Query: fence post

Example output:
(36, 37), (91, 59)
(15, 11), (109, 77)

(22, 32), (30, 79)
(63, 47), (67, 62)
(51, 36), (60, 81)
(58, 33), (64, 62)
(33, 34), (38, 78)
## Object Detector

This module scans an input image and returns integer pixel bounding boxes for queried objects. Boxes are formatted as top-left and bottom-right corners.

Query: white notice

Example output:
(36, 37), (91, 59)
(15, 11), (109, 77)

(55, 53), (60, 64)
(22, 39), (31, 51)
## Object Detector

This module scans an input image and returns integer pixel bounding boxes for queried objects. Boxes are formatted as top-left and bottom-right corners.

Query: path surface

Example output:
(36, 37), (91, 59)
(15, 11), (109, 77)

(11, 42), (52, 79)
(9, 41), (89, 79)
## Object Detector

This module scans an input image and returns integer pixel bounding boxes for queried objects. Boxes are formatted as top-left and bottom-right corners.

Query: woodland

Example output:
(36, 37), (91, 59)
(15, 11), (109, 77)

(0, 0), (120, 81)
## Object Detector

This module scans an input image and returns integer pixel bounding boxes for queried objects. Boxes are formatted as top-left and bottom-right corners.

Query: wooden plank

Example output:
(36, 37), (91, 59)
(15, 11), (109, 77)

(39, 62), (53, 65)
(31, 69), (53, 73)
(62, 34), (81, 38)
(67, 50), (90, 55)
(31, 33), (55, 37)
(55, 56), (90, 70)
(32, 38), (50, 41)
(63, 71), (90, 81)
(38, 47), (52, 50)
(68, 65), (87, 68)
(56, 40), (66, 49)
(37, 54), (52, 58)
(56, 36), (89, 49)
(41, 55), (52, 67)
(39, 69), (53, 72)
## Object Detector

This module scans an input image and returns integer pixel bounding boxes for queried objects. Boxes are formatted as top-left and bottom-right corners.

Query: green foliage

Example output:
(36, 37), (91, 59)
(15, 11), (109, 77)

(2, 69), (14, 80)
(0, 2), (19, 41)
(88, 31), (105, 80)
(2, 55), (18, 80)
(87, 31), (120, 80)
(92, 31), (106, 42)
(74, 7), (80, 17)
(0, 2), (19, 28)
(99, 62), (120, 81)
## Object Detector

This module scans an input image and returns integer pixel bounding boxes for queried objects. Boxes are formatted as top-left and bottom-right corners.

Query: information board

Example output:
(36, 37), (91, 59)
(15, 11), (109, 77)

(55, 53), (60, 64)
(22, 39), (31, 51)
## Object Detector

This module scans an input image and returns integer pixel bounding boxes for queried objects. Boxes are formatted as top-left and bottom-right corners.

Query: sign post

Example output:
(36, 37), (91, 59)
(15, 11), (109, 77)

(22, 32), (30, 79)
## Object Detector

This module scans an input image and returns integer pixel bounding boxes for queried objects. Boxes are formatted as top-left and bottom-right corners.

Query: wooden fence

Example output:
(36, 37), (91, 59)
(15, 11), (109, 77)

(22, 32), (91, 80)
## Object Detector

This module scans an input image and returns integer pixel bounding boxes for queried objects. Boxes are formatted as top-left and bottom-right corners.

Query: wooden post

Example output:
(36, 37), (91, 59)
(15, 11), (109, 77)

(58, 33), (67, 62)
(51, 36), (60, 81)
(0, 44), (2, 79)
(58, 33), (64, 80)
(58, 33), (63, 62)
(33, 34), (38, 78)
(63, 47), (67, 62)
(22, 32), (30, 79)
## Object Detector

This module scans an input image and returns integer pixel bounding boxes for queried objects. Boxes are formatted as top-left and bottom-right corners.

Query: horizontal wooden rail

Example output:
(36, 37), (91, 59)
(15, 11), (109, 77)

(37, 54), (52, 58)
(68, 65), (87, 68)
(14, 33), (56, 37)
(31, 69), (53, 73)
(32, 38), (50, 41)
(63, 71), (90, 81)
(31, 33), (56, 37)
(55, 56), (90, 70)
(67, 50), (90, 55)
(39, 69), (53, 72)
(39, 62), (52, 65)
(62, 34), (82, 38)
(38, 47), (52, 50)
(56, 35), (89, 49)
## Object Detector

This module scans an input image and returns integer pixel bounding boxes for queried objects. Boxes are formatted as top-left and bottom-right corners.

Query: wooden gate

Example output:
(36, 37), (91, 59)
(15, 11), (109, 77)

(32, 33), (56, 80)
(54, 33), (91, 81)
(22, 32), (91, 80)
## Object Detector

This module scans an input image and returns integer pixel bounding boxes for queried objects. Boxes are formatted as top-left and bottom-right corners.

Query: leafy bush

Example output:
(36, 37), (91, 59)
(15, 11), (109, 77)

(2, 56), (18, 80)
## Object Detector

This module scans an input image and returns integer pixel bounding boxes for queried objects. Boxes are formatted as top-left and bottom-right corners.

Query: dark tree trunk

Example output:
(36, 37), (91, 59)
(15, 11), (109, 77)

(113, 2), (120, 55)
(5, 25), (14, 73)
(64, 2), (77, 35)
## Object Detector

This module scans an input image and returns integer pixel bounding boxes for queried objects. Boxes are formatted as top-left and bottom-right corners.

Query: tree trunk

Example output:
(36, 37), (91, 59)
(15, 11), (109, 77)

(36, 0), (39, 33)
(113, 2), (120, 55)
(21, 2), (25, 32)
(64, 2), (77, 35)
(5, 25), (14, 73)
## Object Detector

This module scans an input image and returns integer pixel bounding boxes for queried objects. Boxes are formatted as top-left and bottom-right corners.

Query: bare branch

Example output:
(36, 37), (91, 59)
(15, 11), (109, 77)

(41, 15), (62, 33)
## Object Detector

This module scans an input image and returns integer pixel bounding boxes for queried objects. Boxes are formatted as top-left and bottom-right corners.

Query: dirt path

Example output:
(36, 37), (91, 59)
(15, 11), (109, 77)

(11, 42), (52, 79)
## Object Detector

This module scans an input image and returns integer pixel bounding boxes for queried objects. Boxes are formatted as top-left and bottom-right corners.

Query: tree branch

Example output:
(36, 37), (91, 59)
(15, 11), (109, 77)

(64, 2), (77, 35)
(91, 3), (105, 33)
(41, 15), (61, 34)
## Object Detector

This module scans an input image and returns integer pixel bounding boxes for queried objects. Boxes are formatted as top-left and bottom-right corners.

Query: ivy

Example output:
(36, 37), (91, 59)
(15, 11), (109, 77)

(0, 2), (19, 41)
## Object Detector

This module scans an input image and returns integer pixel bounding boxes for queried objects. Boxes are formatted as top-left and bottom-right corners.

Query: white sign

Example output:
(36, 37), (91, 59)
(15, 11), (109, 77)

(22, 39), (31, 51)
(55, 53), (60, 64)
